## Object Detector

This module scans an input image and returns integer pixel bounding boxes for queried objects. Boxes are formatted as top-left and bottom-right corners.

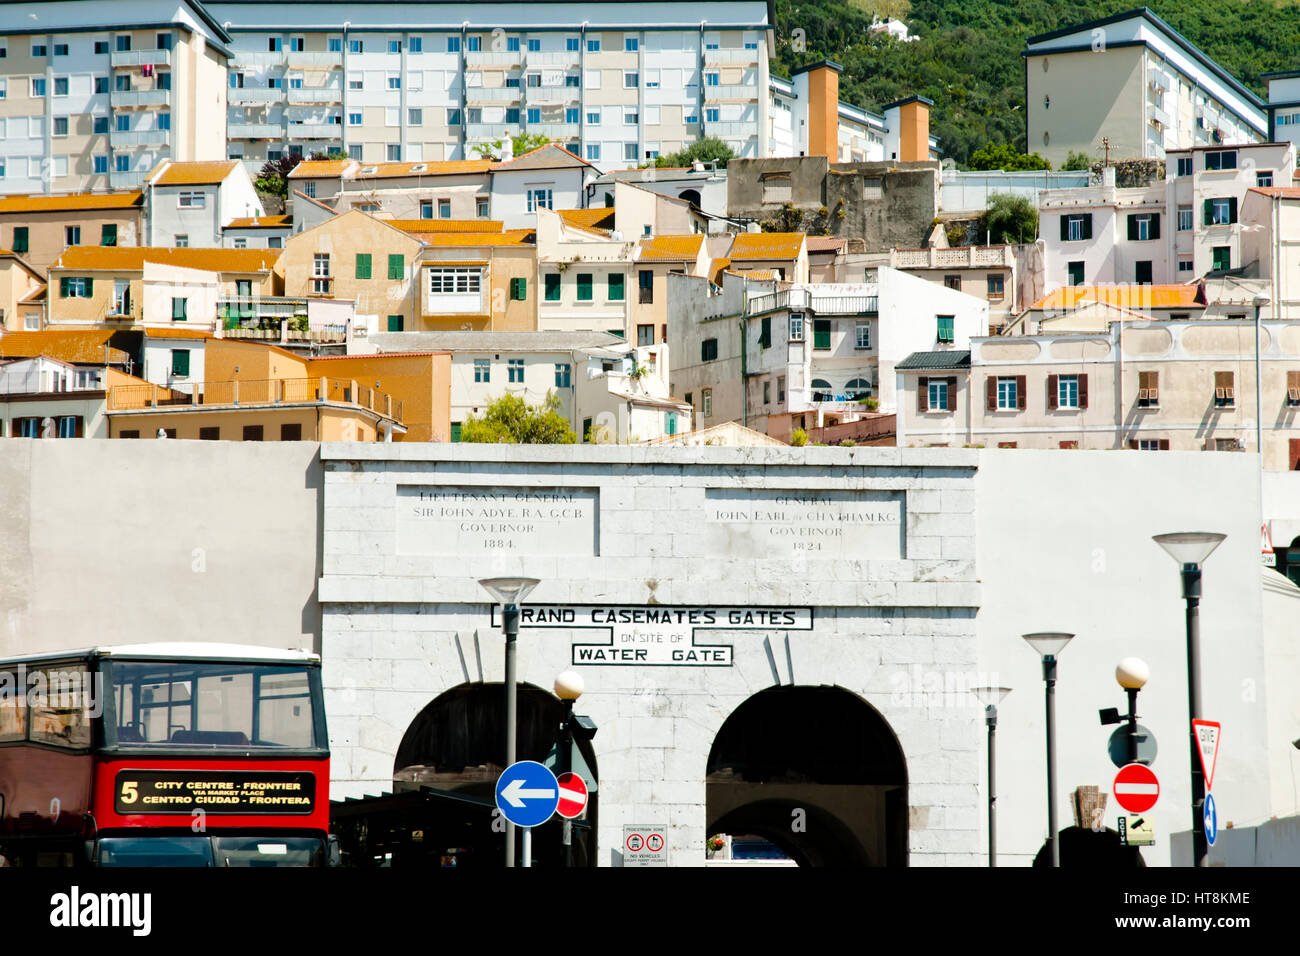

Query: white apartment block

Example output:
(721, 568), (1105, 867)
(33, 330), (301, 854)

(1262, 71), (1300, 162)
(1025, 8), (1267, 166)
(207, 1), (774, 172)
(0, 1), (231, 195)
(1040, 141), (1295, 288)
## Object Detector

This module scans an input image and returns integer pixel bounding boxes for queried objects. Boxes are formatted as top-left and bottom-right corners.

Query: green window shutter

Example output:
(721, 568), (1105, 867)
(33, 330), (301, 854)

(59, 277), (70, 297)
(13, 228), (28, 254)
(1228, 197), (1237, 223)
(356, 253), (371, 279)
(1204, 199), (1214, 226)
(1081, 215), (1092, 240)
(545, 274), (561, 301)
(1150, 214), (1160, 240)
(937, 315), (954, 342)
(510, 277), (527, 300)
(387, 314), (404, 331)
(760, 316), (771, 347)
(171, 349), (190, 376)
(813, 319), (831, 349)
(577, 273), (593, 301)
(450, 422), (462, 442)
(1127, 215), (1138, 241)
(608, 273), (624, 301)
(102, 224), (117, 246)
(1059, 216), (1069, 242)
(388, 254), (403, 280)
(85, 278), (94, 297)
(172, 297), (187, 320)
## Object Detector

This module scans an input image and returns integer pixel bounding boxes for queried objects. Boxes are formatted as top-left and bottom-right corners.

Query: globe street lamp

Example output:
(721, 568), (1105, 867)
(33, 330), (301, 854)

(971, 685), (1011, 867)
(1023, 632), (1074, 867)
(1115, 658), (1150, 764)
(479, 576), (540, 868)
(1153, 532), (1225, 868)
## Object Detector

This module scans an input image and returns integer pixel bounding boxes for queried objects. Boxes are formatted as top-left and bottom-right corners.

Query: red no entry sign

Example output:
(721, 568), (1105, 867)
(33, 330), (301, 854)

(1113, 763), (1160, 813)
(555, 772), (589, 819)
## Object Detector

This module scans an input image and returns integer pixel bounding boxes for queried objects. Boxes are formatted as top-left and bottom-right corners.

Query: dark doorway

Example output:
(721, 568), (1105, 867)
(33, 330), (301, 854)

(679, 188), (702, 208)
(706, 685), (908, 866)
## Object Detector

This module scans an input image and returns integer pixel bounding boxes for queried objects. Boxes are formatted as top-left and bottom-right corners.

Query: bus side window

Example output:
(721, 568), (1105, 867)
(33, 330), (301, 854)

(0, 683), (27, 742)
(28, 667), (92, 749)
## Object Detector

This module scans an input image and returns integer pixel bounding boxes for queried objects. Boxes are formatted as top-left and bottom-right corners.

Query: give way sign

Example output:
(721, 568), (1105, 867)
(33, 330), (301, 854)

(1193, 720), (1221, 792)
(1113, 763), (1160, 814)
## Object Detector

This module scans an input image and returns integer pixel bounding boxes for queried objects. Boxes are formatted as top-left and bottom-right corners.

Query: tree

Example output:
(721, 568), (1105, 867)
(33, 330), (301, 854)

(471, 132), (557, 162)
(968, 142), (1051, 172)
(655, 137), (734, 169)
(256, 153), (304, 199)
(459, 392), (577, 444)
(1060, 150), (1095, 171)
(978, 193), (1038, 245)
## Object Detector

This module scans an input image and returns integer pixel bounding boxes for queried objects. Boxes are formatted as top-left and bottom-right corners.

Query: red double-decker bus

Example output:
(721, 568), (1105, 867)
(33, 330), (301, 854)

(0, 643), (329, 867)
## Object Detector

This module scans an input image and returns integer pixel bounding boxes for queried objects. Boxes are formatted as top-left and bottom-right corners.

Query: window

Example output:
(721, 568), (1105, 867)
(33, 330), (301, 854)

(312, 253), (331, 293)
(545, 274), (561, 301)
(1177, 156), (1193, 176)
(116, 36), (131, 52)
(1177, 258), (1193, 274)
(1214, 371), (1235, 407)
(1068, 261), (1085, 286)
(389, 40), (402, 54)
(1135, 261), (1153, 285)
(586, 144), (601, 161)
(116, 155), (130, 173)
(467, 37), (481, 52)
(705, 108), (719, 123)
(387, 74), (401, 90)
(0, 78), (5, 100)
(410, 37), (423, 53)
(813, 320), (832, 349)
(506, 37), (520, 52)
(447, 37), (461, 53)
(383, 314), (403, 332)
(1287, 370), (1300, 407)
(758, 316), (771, 348)
(624, 72), (639, 89)
(93, 115), (108, 134)
(428, 268), (482, 295)
(116, 113), (130, 131)
(304, 182), (318, 199)
(994, 376), (1023, 411)
(637, 324), (654, 347)
(509, 277), (527, 301)
(54, 43), (69, 57)
(171, 349), (190, 377)
(936, 315), (954, 344)
(53, 116), (68, 137)
(60, 276), (93, 298)
(53, 76), (68, 97)
(477, 199), (489, 218)
(113, 279), (130, 315)
(32, 43), (48, 58)
(987, 274), (1005, 298)
(388, 254), (404, 281)
(94, 155), (109, 174)
(923, 378), (952, 413)
(789, 313), (803, 341)
(1204, 150), (1237, 171)
(172, 296), (187, 321)
(1061, 213), (1093, 241)
(701, 388), (712, 417)
(158, 113), (170, 131)
(566, 107), (579, 123)
(555, 363), (572, 388)
(777, 376), (785, 403)
(95, 41), (109, 55)
(1177, 205), (1193, 231)
(94, 76), (108, 95)
(1257, 172), (1273, 188)
(243, 425), (264, 442)
(506, 108), (520, 124)
(526, 74), (541, 89)
(625, 37), (639, 52)
(763, 380), (771, 405)
(527, 108), (540, 124)
(348, 111), (362, 126)
(528, 39), (541, 52)
(706, 72), (720, 86)
(565, 76), (579, 89)
(348, 145), (362, 161)
(269, 37), (283, 52)
(508, 359), (525, 383)
(31, 78), (47, 98)
(65, 226), (81, 246)
(701, 338), (718, 361)
(350, 39), (364, 54)
(355, 254), (373, 280)
(1205, 198), (1237, 226)
(575, 273), (593, 301)
(348, 73), (363, 91)
(567, 37), (581, 52)
(1049, 373), (1087, 410)
(177, 191), (206, 208)
(408, 108), (422, 126)
(387, 144), (402, 162)
(448, 108), (462, 126)
(1138, 370), (1159, 408)
(1127, 213), (1160, 241)
(1212, 246), (1231, 271)
(437, 199), (451, 218)
(475, 359), (490, 383)
(855, 321), (871, 349)
(587, 38), (601, 52)
(586, 108), (601, 125)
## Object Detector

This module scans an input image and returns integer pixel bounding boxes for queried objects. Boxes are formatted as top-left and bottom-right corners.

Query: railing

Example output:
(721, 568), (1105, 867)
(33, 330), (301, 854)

(287, 87), (343, 103)
(228, 88), (285, 105)
(747, 291), (877, 315)
(229, 123), (285, 139)
(525, 87), (578, 106)
(529, 122), (578, 139)
(466, 51), (524, 66)
(891, 246), (1015, 268)
(110, 128), (170, 148)
(110, 170), (146, 189)
(466, 86), (523, 103)
(289, 124), (342, 139)
(704, 121), (756, 139)
(111, 89), (170, 108)
(108, 376), (404, 424)
(703, 84), (758, 101)
(233, 51), (286, 67)
(218, 296), (310, 324)
(525, 50), (580, 68)
(704, 48), (760, 64)
(111, 49), (172, 68)
(287, 52), (342, 68)
(465, 123), (512, 139)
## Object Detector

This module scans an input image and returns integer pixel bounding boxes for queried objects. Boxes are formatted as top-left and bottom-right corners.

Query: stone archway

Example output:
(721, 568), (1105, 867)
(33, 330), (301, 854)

(706, 685), (908, 866)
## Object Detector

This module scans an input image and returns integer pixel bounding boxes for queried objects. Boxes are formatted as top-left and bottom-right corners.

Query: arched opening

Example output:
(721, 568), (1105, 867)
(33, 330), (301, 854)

(380, 682), (598, 867)
(811, 378), (834, 402)
(1283, 535), (1300, 587)
(706, 685), (908, 866)
(846, 377), (873, 400)
(679, 188), (702, 208)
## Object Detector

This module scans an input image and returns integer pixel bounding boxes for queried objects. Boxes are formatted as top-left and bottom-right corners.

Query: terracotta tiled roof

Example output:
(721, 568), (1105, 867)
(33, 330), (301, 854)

(0, 330), (128, 364)
(637, 234), (705, 261)
(413, 230), (535, 247)
(492, 143), (592, 170)
(1030, 284), (1204, 311)
(287, 160), (356, 179)
(728, 232), (806, 260)
(558, 208), (616, 232)
(806, 236), (847, 253)
(0, 191), (143, 214)
(141, 328), (216, 340)
(52, 246), (281, 274)
(708, 257), (731, 282)
(225, 215), (292, 229)
(729, 268), (779, 280)
(1249, 186), (1300, 199)
(152, 160), (240, 186)
(387, 219), (505, 233)
(355, 160), (494, 179)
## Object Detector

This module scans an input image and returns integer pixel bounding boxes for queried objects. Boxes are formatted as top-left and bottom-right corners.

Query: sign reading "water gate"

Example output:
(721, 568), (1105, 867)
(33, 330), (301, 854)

(491, 605), (813, 666)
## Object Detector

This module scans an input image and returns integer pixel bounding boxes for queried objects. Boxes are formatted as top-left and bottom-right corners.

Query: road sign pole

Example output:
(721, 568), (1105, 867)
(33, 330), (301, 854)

(1126, 687), (1140, 765)
(560, 698), (573, 868)
(504, 602), (519, 869)
(1182, 567), (1208, 868)
(522, 826), (531, 868)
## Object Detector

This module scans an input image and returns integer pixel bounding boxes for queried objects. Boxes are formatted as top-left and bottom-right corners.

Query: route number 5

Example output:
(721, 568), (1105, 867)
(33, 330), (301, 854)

(120, 780), (138, 804)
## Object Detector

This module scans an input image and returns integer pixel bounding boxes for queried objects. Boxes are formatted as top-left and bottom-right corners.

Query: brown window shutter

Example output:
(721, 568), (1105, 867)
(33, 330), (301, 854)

(918, 377), (929, 412)
(1079, 374), (1089, 409)
(986, 376), (997, 411)
(946, 377), (957, 411)
(1047, 374), (1059, 410)
(1159, 439), (1170, 450)
(1291, 438), (1300, 470)
(1015, 375), (1026, 410)
(1129, 439), (1139, 449)
(74, 416), (84, 438)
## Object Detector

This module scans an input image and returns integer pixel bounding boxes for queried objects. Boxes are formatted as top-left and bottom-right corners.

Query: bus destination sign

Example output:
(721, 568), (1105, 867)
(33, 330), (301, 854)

(114, 770), (317, 815)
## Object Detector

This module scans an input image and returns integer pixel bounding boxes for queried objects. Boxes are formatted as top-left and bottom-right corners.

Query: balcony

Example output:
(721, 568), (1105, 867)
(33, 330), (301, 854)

(219, 296), (309, 325)
(466, 86), (523, 103)
(525, 50), (580, 68)
(111, 49), (172, 68)
(891, 246), (1016, 268)
(704, 48), (760, 65)
(287, 87), (343, 104)
(703, 84), (758, 102)
(110, 128), (170, 148)
(703, 121), (756, 139)
(287, 51), (342, 68)
(529, 122), (578, 140)
(465, 122), (512, 139)
(288, 123), (343, 139)
(525, 86), (578, 107)
(747, 291), (878, 315)
(110, 170), (146, 189)
(466, 51), (524, 67)
(111, 89), (170, 108)
(107, 376), (405, 425)
(229, 123), (285, 139)
(229, 87), (285, 105)
(233, 51), (287, 68)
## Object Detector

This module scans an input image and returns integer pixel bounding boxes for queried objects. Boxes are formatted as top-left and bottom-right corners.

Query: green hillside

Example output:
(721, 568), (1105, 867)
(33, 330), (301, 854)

(772, 1), (1300, 165)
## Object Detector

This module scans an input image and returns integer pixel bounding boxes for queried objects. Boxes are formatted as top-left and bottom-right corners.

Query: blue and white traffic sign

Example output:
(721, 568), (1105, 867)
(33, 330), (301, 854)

(1204, 793), (1218, 847)
(495, 760), (559, 828)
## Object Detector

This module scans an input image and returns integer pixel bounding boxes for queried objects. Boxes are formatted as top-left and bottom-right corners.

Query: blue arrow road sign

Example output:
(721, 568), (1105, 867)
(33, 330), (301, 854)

(1204, 793), (1218, 847)
(495, 760), (559, 828)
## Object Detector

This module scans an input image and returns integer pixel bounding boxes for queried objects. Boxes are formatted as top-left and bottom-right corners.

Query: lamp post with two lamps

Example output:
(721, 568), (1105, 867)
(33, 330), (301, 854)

(971, 685), (1011, 867)
(1023, 632), (1074, 867)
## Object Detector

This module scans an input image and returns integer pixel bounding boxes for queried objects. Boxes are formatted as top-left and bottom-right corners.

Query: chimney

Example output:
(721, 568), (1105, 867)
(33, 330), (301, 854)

(793, 60), (842, 160)
(884, 95), (934, 163)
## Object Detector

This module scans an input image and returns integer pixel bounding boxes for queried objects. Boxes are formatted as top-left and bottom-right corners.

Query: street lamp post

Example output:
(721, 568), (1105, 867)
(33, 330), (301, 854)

(971, 686), (1011, 867)
(1153, 532), (1225, 868)
(1023, 632), (1074, 868)
(554, 669), (584, 868)
(1253, 294), (1270, 460)
(1115, 658), (1150, 764)
(479, 576), (540, 868)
